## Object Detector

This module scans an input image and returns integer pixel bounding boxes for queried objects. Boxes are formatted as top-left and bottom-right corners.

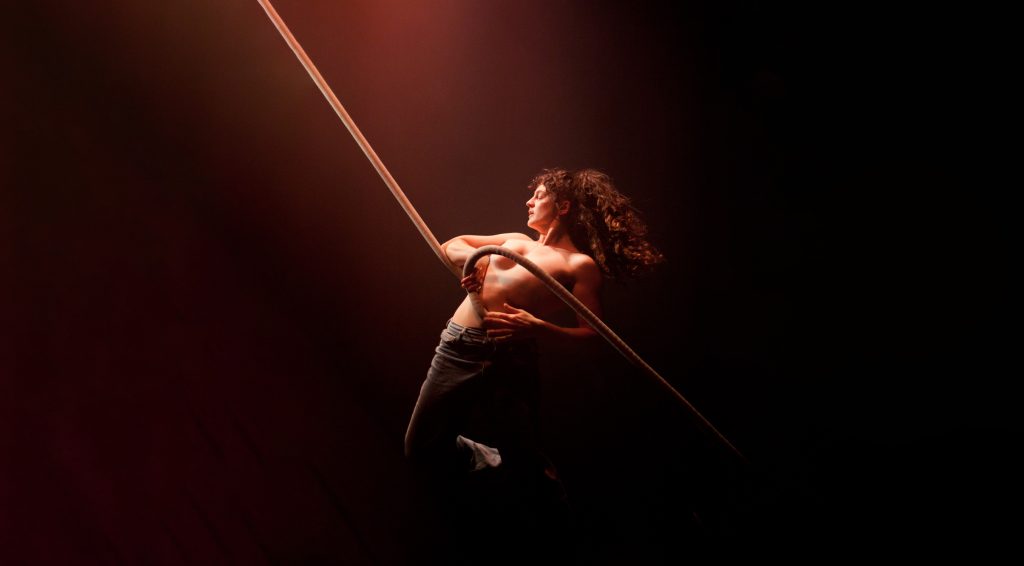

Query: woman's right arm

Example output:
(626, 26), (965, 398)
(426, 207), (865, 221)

(441, 233), (532, 270)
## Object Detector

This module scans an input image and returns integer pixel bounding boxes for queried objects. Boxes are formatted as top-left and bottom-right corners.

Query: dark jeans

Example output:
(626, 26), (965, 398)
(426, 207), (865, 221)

(405, 320), (543, 473)
(405, 320), (572, 562)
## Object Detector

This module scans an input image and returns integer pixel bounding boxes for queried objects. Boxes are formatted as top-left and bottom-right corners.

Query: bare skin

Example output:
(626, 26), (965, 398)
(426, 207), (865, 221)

(440, 184), (603, 343)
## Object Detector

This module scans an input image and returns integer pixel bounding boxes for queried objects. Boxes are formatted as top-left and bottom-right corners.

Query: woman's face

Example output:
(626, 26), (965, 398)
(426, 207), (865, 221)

(526, 184), (563, 230)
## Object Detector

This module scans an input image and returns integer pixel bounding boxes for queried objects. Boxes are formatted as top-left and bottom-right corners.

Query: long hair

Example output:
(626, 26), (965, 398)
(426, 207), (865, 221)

(528, 168), (664, 278)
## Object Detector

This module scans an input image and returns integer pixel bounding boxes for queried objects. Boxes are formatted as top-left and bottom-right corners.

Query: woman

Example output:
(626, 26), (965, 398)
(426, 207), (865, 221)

(404, 168), (663, 558)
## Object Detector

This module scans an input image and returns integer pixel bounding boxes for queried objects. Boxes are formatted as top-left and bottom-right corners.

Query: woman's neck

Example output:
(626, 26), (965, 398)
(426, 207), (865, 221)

(536, 221), (577, 252)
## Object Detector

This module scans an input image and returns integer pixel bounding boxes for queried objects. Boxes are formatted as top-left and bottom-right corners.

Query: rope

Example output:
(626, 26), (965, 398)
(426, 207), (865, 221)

(256, 0), (458, 277)
(256, 0), (745, 462)
(465, 247), (746, 462)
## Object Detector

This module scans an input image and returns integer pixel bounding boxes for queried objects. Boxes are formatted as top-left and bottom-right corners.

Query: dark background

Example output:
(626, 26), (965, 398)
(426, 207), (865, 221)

(2, 1), (1014, 563)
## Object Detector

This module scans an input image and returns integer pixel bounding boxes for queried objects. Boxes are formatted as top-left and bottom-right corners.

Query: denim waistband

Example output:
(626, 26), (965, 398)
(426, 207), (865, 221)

(444, 319), (491, 344)
(441, 319), (538, 357)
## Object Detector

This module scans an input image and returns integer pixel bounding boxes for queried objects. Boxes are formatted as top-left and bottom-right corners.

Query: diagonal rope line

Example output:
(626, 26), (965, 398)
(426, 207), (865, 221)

(466, 247), (746, 462)
(255, 0), (745, 462)
(256, 0), (458, 277)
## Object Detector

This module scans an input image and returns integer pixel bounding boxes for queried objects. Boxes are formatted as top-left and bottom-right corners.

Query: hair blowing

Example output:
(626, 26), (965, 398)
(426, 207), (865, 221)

(528, 168), (664, 279)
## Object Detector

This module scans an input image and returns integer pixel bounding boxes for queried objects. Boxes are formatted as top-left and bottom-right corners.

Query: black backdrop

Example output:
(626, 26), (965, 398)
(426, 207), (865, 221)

(2, 1), (1014, 563)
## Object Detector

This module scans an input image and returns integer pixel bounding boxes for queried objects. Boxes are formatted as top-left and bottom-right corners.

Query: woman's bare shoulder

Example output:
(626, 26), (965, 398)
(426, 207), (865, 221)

(501, 232), (533, 242)
(569, 252), (601, 277)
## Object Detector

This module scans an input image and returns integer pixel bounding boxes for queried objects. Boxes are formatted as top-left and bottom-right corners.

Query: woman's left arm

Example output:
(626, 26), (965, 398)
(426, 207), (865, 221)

(484, 256), (603, 342)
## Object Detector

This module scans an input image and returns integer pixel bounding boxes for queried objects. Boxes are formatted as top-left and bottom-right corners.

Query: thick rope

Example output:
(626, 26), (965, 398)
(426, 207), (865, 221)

(466, 247), (745, 462)
(256, 0), (745, 462)
(256, 0), (458, 277)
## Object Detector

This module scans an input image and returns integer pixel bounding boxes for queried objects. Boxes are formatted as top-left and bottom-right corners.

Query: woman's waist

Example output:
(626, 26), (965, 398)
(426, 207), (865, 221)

(440, 318), (538, 356)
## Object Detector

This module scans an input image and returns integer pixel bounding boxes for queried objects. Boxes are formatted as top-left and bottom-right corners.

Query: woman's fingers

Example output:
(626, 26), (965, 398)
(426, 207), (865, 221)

(482, 315), (503, 328)
(460, 275), (482, 292)
(483, 313), (521, 329)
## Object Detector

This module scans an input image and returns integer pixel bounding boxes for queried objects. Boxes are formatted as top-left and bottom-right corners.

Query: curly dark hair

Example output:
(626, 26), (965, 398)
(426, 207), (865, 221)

(528, 168), (664, 279)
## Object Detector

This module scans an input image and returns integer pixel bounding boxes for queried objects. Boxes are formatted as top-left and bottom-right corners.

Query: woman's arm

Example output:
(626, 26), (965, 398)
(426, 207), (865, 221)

(484, 255), (604, 343)
(441, 232), (532, 270)
(540, 255), (603, 340)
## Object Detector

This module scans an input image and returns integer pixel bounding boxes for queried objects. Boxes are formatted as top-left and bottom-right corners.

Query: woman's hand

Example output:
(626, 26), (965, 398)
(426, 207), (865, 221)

(483, 303), (545, 342)
(460, 256), (490, 294)
(460, 271), (483, 293)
